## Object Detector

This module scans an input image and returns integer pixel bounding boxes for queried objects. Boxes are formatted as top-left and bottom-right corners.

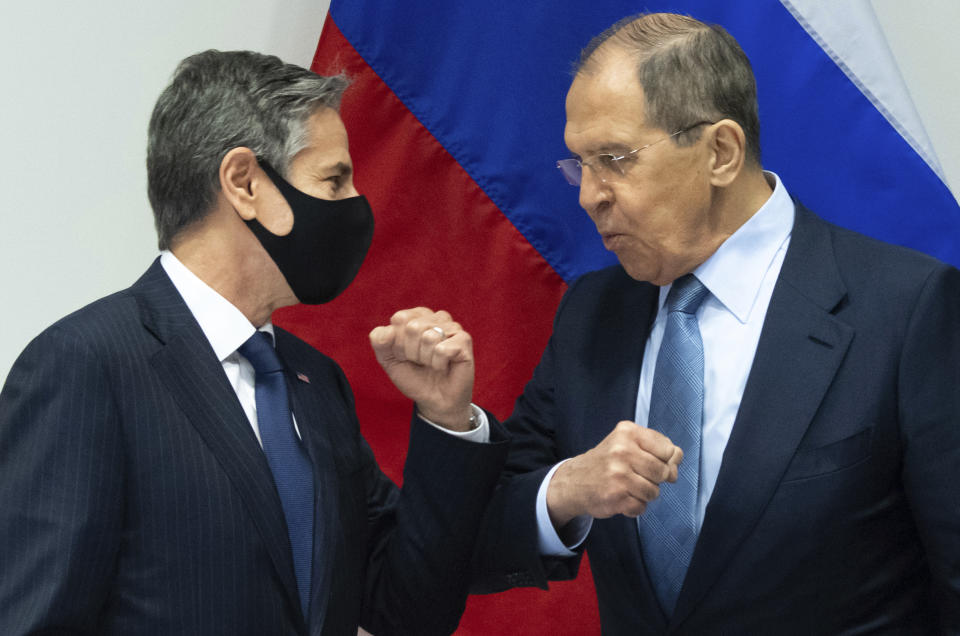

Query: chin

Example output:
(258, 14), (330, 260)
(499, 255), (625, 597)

(622, 250), (698, 286)
(619, 262), (656, 284)
(625, 264), (683, 287)
(616, 246), (668, 284)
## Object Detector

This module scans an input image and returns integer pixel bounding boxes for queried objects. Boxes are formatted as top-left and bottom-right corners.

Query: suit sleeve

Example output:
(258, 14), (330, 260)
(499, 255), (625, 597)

(319, 363), (509, 636)
(0, 327), (124, 634)
(470, 281), (587, 594)
(898, 263), (960, 630)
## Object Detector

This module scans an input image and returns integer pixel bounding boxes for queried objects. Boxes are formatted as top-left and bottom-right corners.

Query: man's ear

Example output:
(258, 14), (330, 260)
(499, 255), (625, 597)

(219, 147), (261, 221)
(707, 119), (746, 188)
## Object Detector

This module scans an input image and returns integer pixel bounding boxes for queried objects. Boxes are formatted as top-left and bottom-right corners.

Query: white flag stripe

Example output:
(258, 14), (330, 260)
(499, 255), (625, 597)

(781, 0), (945, 182)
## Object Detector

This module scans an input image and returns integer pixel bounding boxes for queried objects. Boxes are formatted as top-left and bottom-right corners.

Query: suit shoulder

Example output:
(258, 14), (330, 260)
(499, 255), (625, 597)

(558, 265), (654, 315)
(827, 220), (949, 276)
(818, 221), (958, 308)
(3, 288), (144, 403)
(566, 264), (652, 300)
(549, 265), (657, 341)
(272, 327), (338, 367)
(25, 288), (140, 356)
(788, 209), (960, 338)
(271, 327), (351, 387)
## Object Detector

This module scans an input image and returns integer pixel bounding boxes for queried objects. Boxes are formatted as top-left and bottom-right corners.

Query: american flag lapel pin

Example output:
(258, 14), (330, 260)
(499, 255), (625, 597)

(296, 372), (310, 384)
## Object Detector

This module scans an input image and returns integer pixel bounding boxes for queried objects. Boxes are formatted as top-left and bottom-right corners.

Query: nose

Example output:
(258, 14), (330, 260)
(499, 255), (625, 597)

(578, 167), (612, 217)
(342, 179), (360, 199)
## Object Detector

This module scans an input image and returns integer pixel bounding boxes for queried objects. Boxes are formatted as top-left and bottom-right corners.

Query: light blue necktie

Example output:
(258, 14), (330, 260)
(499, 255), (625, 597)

(239, 331), (314, 620)
(638, 274), (709, 616)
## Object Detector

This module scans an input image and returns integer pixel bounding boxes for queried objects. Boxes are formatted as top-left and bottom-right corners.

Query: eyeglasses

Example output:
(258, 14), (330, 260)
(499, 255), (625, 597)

(556, 121), (715, 186)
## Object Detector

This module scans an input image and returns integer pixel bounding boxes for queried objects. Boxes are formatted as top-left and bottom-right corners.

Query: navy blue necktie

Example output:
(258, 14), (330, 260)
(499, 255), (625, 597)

(638, 274), (709, 616)
(239, 331), (314, 619)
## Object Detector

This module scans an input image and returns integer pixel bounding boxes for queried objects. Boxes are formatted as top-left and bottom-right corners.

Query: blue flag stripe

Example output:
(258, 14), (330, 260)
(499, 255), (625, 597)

(330, 0), (960, 280)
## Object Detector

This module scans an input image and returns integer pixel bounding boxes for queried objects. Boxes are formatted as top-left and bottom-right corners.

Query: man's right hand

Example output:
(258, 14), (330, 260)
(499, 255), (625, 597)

(546, 421), (683, 529)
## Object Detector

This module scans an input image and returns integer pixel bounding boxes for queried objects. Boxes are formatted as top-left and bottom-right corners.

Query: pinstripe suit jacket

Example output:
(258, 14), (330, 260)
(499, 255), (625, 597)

(0, 259), (508, 635)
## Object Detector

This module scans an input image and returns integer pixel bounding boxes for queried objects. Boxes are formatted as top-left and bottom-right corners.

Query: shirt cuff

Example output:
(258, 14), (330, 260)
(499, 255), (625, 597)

(536, 460), (593, 556)
(418, 404), (490, 443)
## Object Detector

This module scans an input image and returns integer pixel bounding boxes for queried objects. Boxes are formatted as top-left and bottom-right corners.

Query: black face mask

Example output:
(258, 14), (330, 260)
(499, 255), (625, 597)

(245, 161), (374, 304)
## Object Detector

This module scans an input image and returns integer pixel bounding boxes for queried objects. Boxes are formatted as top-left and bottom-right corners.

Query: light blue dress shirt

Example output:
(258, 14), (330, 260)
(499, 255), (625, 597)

(538, 172), (795, 555)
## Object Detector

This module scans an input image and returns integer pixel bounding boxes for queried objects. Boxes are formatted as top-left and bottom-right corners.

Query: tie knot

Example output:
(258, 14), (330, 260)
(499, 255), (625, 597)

(666, 274), (709, 315)
(238, 331), (283, 375)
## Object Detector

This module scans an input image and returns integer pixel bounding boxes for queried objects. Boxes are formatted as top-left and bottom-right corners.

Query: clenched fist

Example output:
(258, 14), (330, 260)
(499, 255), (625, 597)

(370, 307), (475, 431)
(547, 421), (683, 528)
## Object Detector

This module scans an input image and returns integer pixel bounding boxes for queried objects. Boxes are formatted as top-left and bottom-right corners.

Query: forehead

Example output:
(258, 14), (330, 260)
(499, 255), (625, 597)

(297, 107), (351, 164)
(564, 52), (649, 153)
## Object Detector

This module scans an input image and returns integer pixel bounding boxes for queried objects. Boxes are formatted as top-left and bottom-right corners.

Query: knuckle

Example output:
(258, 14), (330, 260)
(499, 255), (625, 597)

(648, 483), (661, 501)
(404, 319), (425, 334)
(607, 465), (626, 484)
(636, 427), (658, 447)
(607, 457), (628, 479)
(600, 490), (622, 509)
(610, 471), (633, 495)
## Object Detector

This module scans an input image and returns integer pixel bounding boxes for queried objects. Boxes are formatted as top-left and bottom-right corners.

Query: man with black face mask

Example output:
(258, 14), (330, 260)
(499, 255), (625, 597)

(0, 50), (508, 636)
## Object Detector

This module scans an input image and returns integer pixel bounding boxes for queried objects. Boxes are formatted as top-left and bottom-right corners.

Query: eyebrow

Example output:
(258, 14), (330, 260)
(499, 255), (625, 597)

(593, 142), (634, 154)
(326, 161), (353, 179)
(568, 144), (632, 160)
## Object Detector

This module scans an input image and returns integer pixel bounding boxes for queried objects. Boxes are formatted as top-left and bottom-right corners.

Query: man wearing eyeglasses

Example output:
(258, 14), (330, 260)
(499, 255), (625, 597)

(470, 12), (960, 633)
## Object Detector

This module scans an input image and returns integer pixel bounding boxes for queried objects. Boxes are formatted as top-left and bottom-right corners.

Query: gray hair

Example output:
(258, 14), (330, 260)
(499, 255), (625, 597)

(147, 50), (350, 250)
(577, 13), (761, 165)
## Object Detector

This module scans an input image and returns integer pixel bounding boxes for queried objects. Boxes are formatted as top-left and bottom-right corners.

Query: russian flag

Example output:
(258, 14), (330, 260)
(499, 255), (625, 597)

(275, 1), (960, 633)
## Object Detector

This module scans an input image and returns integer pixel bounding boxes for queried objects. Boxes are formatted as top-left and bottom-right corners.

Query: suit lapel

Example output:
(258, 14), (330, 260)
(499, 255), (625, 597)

(579, 270), (659, 452)
(132, 260), (303, 622)
(671, 205), (854, 625)
(580, 272), (670, 625)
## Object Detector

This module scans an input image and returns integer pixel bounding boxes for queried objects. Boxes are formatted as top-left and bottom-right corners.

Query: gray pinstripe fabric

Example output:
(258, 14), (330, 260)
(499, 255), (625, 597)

(0, 258), (509, 635)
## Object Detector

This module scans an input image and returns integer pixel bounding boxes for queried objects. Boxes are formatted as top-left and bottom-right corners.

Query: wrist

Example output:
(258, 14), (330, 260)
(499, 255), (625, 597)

(546, 462), (580, 529)
(417, 405), (477, 432)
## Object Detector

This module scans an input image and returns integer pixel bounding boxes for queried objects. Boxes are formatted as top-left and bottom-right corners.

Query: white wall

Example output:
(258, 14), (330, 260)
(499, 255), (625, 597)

(0, 0), (332, 382)
(1, 1), (958, 383)
(871, 0), (960, 199)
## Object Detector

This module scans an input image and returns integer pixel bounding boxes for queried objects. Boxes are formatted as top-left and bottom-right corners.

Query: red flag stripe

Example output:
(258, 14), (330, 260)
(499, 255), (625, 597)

(274, 16), (600, 636)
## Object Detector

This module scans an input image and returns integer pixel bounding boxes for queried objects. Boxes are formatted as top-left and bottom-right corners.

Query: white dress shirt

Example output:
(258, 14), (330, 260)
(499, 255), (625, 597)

(538, 172), (795, 555)
(160, 250), (272, 443)
(159, 250), (490, 445)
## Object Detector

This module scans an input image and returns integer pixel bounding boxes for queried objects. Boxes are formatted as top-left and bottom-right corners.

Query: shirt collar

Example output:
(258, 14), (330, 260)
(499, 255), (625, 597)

(659, 171), (794, 322)
(159, 250), (275, 361)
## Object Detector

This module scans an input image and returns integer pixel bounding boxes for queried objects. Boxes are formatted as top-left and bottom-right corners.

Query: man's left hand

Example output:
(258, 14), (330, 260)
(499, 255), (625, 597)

(370, 307), (475, 432)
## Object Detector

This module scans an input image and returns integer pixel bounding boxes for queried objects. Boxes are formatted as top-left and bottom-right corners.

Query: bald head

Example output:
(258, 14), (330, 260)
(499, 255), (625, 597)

(575, 13), (762, 165)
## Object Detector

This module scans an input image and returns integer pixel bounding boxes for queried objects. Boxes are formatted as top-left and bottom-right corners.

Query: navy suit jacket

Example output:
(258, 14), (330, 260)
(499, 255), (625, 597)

(0, 260), (508, 635)
(473, 204), (960, 634)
